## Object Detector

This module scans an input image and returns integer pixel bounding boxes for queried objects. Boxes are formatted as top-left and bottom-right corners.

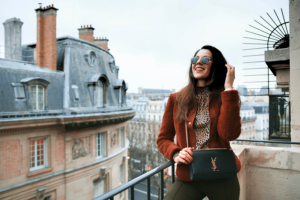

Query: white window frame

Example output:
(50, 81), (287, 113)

(29, 138), (48, 171)
(96, 132), (107, 158)
(94, 80), (104, 107)
(30, 85), (45, 111)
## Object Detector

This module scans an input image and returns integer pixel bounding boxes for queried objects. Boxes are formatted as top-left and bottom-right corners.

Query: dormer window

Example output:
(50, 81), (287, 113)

(94, 79), (106, 107)
(113, 79), (128, 107)
(20, 77), (50, 111)
(87, 74), (110, 108)
(30, 85), (45, 110)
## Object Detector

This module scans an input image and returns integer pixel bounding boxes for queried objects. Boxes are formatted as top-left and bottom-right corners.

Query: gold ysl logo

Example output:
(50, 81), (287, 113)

(211, 157), (219, 171)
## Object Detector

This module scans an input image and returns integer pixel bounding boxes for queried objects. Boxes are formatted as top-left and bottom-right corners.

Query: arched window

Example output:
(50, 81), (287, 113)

(87, 74), (109, 108)
(94, 79), (105, 107)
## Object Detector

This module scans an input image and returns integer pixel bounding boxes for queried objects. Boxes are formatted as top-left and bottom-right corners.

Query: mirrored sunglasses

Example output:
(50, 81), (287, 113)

(191, 56), (211, 65)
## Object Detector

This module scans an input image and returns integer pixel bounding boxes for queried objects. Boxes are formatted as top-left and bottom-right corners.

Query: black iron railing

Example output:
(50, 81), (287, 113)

(94, 139), (300, 200)
(93, 161), (175, 200)
(235, 139), (300, 145)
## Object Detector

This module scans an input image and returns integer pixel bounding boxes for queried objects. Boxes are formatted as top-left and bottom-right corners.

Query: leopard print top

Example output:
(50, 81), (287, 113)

(172, 86), (211, 160)
(193, 86), (211, 149)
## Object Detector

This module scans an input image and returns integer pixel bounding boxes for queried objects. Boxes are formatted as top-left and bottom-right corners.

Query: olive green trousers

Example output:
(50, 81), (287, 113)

(164, 177), (240, 200)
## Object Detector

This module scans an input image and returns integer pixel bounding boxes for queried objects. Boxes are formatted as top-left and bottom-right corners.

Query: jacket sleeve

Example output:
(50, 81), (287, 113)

(217, 90), (241, 141)
(156, 94), (181, 162)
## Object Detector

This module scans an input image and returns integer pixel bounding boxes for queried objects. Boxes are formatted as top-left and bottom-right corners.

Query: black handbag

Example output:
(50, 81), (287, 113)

(185, 122), (238, 180)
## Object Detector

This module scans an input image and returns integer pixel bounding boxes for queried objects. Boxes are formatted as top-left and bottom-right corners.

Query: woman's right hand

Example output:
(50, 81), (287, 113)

(174, 147), (194, 165)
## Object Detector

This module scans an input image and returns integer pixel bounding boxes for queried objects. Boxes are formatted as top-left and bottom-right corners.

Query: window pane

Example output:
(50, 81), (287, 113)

(96, 133), (101, 157)
(38, 86), (44, 110)
(30, 87), (37, 109)
(93, 179), (105, 198)
(101, 133), (106, 157)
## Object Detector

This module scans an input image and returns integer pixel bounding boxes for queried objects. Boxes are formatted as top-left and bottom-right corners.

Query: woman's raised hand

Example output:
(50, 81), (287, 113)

(174, 147), (194, 165)
(224, 64), (235, 90)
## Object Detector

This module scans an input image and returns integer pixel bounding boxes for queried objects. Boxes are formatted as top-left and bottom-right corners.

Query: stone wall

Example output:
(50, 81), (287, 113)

(233, 145), (300, 200)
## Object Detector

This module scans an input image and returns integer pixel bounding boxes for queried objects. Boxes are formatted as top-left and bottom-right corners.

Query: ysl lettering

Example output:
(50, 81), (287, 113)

(211, 157), (219, 171)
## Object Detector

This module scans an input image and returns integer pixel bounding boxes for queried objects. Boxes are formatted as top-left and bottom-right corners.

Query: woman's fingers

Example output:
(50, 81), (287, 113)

(224, 64), (235, 89)
(177, 157), (189, 165)
(186, 148), (194, 157)
(179, 150), (193, 163)
(181, 152), (193, 163)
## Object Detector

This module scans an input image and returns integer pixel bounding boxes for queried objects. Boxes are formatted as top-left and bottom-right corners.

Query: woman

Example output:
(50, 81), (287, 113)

(156, 45), (241, 200)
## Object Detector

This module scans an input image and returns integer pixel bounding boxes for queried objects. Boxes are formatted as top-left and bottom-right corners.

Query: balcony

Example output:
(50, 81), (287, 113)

(94, 140), (300, 200)
(241, 116), (257, 121)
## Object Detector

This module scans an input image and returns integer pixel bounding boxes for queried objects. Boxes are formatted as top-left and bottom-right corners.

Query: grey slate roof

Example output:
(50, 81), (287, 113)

(142, 89), (172, 94)
(0, 36), (133, 120)
(237, 85), (249, 96)
(240, 102), (254, 110)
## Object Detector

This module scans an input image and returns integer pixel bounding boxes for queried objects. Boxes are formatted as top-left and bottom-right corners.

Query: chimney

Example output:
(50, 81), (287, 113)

(138, 87), (143, 94)
(35, 5), (58, 70)
(93, 37), (109, 51)
(78, 25), (95, 42)
(3, 18), (23, 60)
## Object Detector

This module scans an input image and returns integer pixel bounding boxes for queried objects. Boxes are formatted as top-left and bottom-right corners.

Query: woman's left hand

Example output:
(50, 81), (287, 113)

(224, 64), (235, 90)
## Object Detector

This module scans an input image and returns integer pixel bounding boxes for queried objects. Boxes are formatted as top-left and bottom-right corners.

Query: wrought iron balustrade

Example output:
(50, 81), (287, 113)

(95, 139), (300, 200)
(93, 161), (175, 200)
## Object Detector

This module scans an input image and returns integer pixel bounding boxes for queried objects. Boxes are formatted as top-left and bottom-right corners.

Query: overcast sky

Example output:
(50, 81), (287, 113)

(0, 0), (289, 93)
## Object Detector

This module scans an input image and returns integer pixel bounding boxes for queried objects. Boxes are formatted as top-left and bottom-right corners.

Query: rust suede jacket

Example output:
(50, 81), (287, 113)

(156, 90), (241, 181)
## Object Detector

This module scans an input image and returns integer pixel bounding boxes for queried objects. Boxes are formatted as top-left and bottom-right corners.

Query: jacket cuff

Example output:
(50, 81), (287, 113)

(172, 150), (180, 161)
(221, 90), (239, 103)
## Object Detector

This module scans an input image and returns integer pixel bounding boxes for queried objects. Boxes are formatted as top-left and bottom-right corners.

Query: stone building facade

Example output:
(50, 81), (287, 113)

(0, 5), (134, 200)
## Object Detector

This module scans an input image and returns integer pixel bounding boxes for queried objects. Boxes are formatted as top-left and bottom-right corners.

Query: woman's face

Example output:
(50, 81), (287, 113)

(192, 49), (213, 81)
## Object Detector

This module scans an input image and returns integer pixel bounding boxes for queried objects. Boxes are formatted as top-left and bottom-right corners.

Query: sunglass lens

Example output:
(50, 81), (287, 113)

(202, 57), (209, 64)
(191, 57), (198, 64)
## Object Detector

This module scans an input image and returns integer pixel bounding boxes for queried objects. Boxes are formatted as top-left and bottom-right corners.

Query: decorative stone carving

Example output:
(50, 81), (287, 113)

(84, 50), (97, 67)
(100, 166), (107, 179)
(110, 132), (118, 147)
(36, 187), (47, 200)
(72, 138), (90, 159)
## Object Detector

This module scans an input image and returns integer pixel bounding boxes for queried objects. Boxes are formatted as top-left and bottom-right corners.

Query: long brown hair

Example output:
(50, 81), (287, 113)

(175, 45), (228, 121)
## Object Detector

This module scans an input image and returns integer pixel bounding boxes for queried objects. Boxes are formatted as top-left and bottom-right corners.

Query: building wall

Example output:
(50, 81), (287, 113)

(0, 121), (129, 200)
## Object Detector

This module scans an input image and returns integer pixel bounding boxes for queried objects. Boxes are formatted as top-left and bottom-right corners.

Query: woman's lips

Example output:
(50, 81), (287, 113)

(195, 67), (205, 72)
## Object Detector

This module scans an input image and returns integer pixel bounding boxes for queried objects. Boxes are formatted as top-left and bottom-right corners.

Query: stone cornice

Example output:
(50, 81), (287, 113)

(0, 110), (135, 133)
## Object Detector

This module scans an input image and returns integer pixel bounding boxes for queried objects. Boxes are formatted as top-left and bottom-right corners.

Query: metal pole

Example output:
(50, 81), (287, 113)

(160, 170), (164, 200)
(131, 186), (134, 200)
(147, 177), (151, 200)
(171, 163), (175, 184)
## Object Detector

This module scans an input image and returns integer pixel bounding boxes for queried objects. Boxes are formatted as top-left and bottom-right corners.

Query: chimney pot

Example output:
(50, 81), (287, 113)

(90, 24), (92, 27)
(84, 25), (85, 28)
(35, 4), (58, 70)
(81, 25), (82, 28)
(52, 4), (54, 7)
(40, 6), (42, 8)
